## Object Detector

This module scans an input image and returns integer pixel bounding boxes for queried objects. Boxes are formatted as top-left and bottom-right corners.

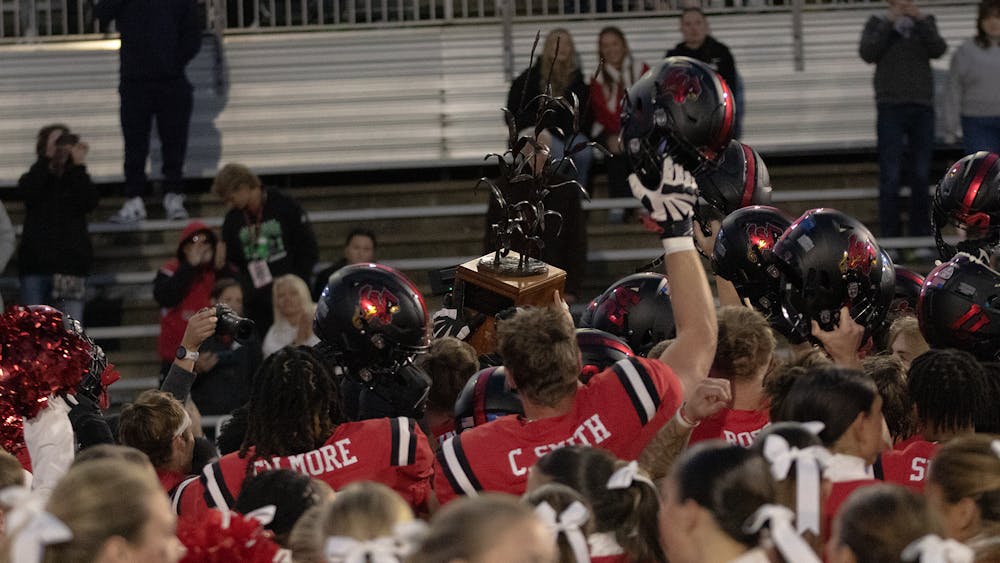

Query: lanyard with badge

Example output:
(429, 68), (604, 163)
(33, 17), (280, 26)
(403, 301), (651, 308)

(245, 202), (273, 289)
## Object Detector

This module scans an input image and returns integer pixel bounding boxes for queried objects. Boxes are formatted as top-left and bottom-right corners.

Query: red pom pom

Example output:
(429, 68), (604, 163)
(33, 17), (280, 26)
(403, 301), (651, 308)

(178, 510), (281, 563)
(0, 306), (91, 419)
(0, 400), (24, 456)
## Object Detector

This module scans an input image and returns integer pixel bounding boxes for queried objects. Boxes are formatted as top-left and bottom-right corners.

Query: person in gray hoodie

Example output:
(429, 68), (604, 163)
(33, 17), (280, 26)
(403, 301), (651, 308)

(860, 0), (947, 241)
(944, 0), (1000, 155)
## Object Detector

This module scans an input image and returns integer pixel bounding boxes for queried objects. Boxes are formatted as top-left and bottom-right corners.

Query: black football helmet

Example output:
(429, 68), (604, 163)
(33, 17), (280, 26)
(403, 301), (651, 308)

(620, 56), (736, 186)
(314, 263), (430, 369)
(917, 252), (1000, 361)
(580, 273), (676, 356)
(695, 140), (772, 227)
(712, 205), (797, 339)
(576, 328), (633, 383)
(453, 366), (523, 433)
(772, 209), (894, 343)
(892, 265), (925, 318)
(932, 152), (1000, 260)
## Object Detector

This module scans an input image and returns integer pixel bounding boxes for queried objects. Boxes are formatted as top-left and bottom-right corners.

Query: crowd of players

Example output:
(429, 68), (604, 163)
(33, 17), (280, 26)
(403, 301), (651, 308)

(0, 55), (997, 563)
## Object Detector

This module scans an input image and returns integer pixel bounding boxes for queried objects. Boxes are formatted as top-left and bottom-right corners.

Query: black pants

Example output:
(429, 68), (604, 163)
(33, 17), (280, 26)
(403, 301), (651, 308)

(119, 78), (194, 197)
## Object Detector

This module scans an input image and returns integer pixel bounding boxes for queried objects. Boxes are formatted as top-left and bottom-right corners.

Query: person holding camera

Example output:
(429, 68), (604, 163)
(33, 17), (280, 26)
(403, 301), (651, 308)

(17, 123), (99, 323)
(154, 220), (235, 378)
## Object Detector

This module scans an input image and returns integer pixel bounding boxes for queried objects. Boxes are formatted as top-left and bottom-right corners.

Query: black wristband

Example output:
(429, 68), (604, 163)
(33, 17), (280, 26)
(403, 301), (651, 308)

(657, 217), (694, 240)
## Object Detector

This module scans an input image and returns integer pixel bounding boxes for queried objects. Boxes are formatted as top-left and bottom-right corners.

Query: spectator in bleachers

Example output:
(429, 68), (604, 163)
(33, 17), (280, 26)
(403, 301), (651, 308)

(311, 227), (377, 301)
(17, 124), (99, 323)
(590, 26), (648, 223)
(154, 221), (231, 377)
(262, 274), (319, 359)
(190, 278), (262, 417)
(0, 202), (13, 311)
(666, 8), (743, 139)
(213, 162), (319, 330)
(944, 0), (1000, 154)
(97, 0), (201, 223)
(859, 0), (947, 243)
(507, 28), (594, 189)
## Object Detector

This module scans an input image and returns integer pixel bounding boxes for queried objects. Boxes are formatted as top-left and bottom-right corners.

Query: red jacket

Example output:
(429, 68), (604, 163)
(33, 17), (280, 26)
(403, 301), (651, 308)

(589, 59), (649, 136)
(154, 221), (218, 362)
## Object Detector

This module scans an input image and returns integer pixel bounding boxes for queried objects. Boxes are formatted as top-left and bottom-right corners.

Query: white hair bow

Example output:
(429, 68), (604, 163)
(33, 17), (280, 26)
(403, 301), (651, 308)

(534, 501), (591, 563)
(244, 504), (277, 527)
(762, 432), (831, 535)
(901, 534), (974, 563)
(743, 504), (820, 563)
(324, 521), (427, 563)
(991, 439), (1000, 460)
(606, 461), (655, 491)
(0, 486), (72, 563)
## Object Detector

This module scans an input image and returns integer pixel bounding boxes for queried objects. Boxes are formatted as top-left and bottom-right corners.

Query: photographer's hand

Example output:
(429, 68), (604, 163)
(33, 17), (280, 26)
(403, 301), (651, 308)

(176, 308), (218, 372)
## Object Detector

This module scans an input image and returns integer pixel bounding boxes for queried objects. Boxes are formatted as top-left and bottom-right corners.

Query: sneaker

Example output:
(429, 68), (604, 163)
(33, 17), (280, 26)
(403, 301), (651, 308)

(163, 193), (189, 221)
(109, 196), (147, 223)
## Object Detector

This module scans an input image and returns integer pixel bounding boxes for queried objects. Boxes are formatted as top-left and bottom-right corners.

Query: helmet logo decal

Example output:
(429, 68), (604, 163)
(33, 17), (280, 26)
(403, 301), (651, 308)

(661, 67), (702, 105)
(745, 222), (784, 263)
(840, 235), (876, 275)
(353, 284), (400, 328)
(950, 303), (991, 333)
(605, 287), (641, 328)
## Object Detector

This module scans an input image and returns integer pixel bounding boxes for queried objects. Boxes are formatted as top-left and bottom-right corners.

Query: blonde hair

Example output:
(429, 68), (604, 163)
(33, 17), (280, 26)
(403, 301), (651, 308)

(272, 274), (317, 324)
(713, 306), (776, 382)
(212, 162), (261, 200)
(1, 460), (161, 563)
(410, 494), (538, 563)
(540, 28), (579, 97)
(118, 389), (188, 467)
(887, 316), (929, 357)
(928, 434), (1000, 535)
(288, 503), (329, 563)
(322, 482), (413, 541)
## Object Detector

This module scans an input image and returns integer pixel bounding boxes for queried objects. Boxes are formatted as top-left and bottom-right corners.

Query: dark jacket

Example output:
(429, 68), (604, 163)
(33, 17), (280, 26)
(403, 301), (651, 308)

(507, 60), (592, 142)
(666, 36), (738, 94)
(17, 161), (99, 276)
(859, 14), (947, 106)
(95, 0), (202, 82)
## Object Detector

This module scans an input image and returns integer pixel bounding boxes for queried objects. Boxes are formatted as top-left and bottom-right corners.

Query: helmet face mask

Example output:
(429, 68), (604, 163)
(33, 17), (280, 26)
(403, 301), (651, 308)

(918, 253), (1000, 361)
(933, 151), (1000, 260)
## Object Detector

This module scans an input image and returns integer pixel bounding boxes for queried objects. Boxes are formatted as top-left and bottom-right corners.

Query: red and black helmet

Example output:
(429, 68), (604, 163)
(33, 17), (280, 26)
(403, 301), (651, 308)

(576, 328), (633, 383)
(918, 253), (1000, 361)
(580, 273), (676, 356)
(313, 263), (430, 371)
(695, 140), (772, 221)
(620, 56), (736, 187)
(711, 205), (796, 339)
(892, 265), (925, 317)
(772, 208), (895, 343)
(933, 151), (1000, 260)
(453, 366), (523, 433)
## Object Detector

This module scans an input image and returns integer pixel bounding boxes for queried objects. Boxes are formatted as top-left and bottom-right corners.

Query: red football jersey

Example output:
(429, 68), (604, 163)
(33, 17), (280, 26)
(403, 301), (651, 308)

(892, 433), (925, 451)
(822, 479), (880, 543)
(880, 439), (938, 492)
(688, 407), (770, 447)
(430, 419), (456, 450)
(173, 417), (433, 515)
(434, 357), (683, 504)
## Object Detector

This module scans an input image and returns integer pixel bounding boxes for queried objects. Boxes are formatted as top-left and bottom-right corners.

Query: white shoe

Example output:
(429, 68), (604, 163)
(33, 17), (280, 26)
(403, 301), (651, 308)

(109, 196), (147, 223)
(163, 193), (189, 221)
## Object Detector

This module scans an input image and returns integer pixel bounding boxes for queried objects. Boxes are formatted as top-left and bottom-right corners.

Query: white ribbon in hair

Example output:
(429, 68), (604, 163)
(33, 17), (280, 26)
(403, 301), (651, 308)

(323, 521), (428, 563)
(534, 501), (591, 563)
(901, 534), (974, 563)
(244, 504), (277, 527)
(743, 504), (820, 563)
(991, 439), (1000, 460)
(606, 461), (655, 491)
(0, 486), (72, 563)
(762, 433), (831, 536)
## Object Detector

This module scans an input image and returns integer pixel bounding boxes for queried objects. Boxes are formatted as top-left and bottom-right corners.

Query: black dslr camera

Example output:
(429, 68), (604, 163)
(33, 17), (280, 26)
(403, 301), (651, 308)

(215, 304), (255, 343)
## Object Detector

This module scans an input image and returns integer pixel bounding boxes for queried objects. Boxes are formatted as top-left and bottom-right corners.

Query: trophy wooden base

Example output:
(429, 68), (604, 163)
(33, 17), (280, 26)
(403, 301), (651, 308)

(456, 252), (566, 356)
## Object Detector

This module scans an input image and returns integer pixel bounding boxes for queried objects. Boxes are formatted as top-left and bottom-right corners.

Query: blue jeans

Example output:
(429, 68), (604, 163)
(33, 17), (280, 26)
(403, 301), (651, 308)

(961, 115), (1000, 156)
(19, 274), (86, 322)
(877, 103), (934, 237)
(549, 132), (593, 190)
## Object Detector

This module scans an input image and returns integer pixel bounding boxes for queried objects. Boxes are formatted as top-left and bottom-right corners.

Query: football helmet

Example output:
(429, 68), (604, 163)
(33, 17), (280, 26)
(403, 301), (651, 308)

(314, 263), (430, 371)
(711, 205), (796, 339)
(918, 252), (1000, 361)
(576, 328), (633, 383)
(932, 151), (1000, 260)
(695, 140), (772, 225)
(620, 56), (736, 187)
(772, 208), (894, 342)
(892, 265), (925, 317)
(453, 366), (523, 433)
(580, 273), (676, 355)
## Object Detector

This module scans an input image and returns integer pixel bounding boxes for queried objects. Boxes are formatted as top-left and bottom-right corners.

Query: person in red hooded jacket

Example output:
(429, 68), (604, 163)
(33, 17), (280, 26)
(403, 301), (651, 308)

(154, 221), (234, 377)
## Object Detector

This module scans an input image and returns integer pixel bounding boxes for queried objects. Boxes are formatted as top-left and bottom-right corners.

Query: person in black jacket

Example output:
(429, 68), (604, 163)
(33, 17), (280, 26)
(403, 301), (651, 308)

(666, 8), (743, 139)
(212, 162), (319, 331)
(17, 124), (99, 323)
(96, 0), (202, 223)
(507, 28), (594, 190)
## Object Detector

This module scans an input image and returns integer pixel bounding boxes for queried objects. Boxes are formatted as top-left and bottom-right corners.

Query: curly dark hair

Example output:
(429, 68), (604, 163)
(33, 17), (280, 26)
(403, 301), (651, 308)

(908, 349), (988, 434)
